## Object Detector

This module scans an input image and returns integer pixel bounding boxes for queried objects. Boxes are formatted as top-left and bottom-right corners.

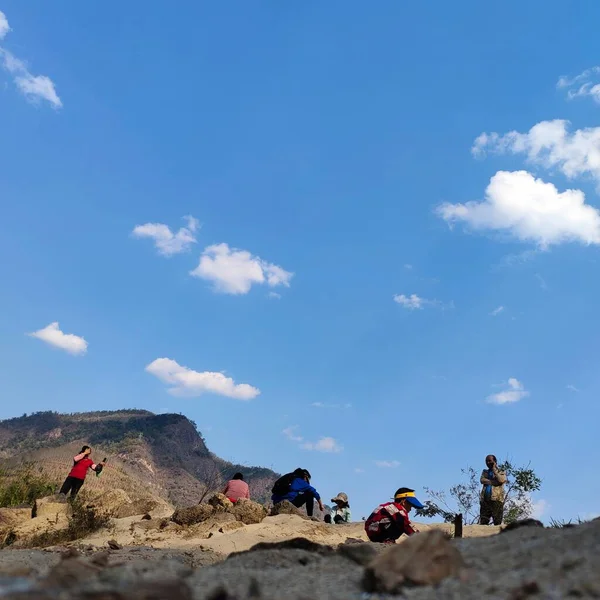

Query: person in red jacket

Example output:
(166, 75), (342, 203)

(59, 446), (105, 498)
(365, 487), (424, 543)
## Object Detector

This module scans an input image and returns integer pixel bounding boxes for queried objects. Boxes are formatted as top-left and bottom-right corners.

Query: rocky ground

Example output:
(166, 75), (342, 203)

(0, 519), (598, 598)
(0, 490), (598, 599)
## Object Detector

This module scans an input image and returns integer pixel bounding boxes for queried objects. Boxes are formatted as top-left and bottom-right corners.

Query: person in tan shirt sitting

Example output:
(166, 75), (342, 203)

(479, 454), (507, 525)
(223, 472), (250, 503)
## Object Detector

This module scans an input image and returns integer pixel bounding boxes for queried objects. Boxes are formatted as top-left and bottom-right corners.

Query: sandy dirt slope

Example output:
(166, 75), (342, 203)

(79, 513), (501, 556)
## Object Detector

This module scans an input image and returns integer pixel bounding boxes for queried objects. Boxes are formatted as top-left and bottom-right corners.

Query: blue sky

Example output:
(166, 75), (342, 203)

(1, 1), (599, 522)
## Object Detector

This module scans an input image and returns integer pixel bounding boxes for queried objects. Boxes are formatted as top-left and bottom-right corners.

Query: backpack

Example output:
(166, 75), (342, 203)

(271, 472), (295, 497)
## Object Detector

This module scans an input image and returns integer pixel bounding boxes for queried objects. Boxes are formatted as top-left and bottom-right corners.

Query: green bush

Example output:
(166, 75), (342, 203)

(0, 463), (56, 507)
(18, 498), (111, 548)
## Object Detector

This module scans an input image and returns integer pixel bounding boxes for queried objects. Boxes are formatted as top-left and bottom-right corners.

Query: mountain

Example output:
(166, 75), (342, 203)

(0, 410), (278, 507)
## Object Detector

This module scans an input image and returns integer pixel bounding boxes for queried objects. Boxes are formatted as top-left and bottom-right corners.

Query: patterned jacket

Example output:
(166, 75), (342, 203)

(480, 468), (507, 502)
(365, 502), (416, 541)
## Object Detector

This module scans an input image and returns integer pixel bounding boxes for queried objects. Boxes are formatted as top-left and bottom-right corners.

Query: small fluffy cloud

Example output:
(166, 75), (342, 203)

(472, 120), (600, 187)
(531, 498), (550, 520)
(437, 171), (600, 247)
(557, 67), (600, 104)
(191, 243), (293, 295)
(486, 378), (529, 405)
(146, 357), (259, 400)
(566, 384), (580, 392)
(0, 11), (10, 39)
(28, 322), (87, 356)
(394, 294), (424, 309)
(374, 460), (400, 468)
(0, 12), (62, 108)
(282, 427), (342, 453)
(393, 294), (450, 310)
(302, 437), (343, 453)
(15, 73), (62, 108)
(490, 306), (505, 316)
(282, 426), (304, 443)
(132, 216), (199, 256)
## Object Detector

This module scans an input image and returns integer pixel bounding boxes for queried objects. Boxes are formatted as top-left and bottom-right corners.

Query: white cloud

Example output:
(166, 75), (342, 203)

(282, 426), (342, 453)
(267, 291), (282, 300)
(557, 67), (600, 104)
(354, 468), (365, 474)
(472, 120), (600, 188)
(14, 73), (62, 108)
(374, 460), (400, 468)
(0, 12), (62, 109)
(132, 215), (199, 256)
(404, 264), (413, 270)
(394, 294), (423, 309)
(393, 293), (451, 310)
(282, 426), (304, 443)
(27, 322), (87, 356)
(145, 357), (259, 400)
(486, 377), (529, 405)
(531, 498), (549, 520)
(490, 306), (504, 316)
(566, 384), (580, 392)
(0, 11), (10, 39)
(302, 437), (343, 453)
(437, 170), (600, 248)
(190, 243), (293, 295)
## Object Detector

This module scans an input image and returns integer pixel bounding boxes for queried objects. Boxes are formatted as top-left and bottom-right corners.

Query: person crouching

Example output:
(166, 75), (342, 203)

(222, 472), (250, 503)
(364, 487), (423, 543)
(327, 492), (351, 524)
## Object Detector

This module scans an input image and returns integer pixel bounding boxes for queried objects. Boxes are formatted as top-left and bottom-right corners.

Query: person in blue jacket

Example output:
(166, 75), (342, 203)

(272, 468), (324, 517)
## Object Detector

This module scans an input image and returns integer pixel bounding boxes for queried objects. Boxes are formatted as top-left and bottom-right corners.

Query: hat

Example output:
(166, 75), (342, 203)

(394, 490), (424, 509)
(331, 492), (349, 504)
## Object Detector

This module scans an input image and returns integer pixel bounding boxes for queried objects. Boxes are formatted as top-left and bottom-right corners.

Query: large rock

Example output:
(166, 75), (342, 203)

(363, 529), (467, 593)
(231, 498), (267, 525)
(185, 513), (244, 539)
(171, 504), (215, 526)
(33, 495), (71, 522)
(269, 500), (307, 519)
(114, 499), (159, 519)
(0, 507), (32, 528)
(90, 489), (132, 517)
(207, 493), (233, 511)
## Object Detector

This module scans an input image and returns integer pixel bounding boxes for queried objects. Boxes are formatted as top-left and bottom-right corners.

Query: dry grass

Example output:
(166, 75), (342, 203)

(18, 497), (112, 548)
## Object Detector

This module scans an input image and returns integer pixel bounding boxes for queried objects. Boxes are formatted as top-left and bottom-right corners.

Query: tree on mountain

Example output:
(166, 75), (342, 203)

(415, 459), (542, 525)
(196, 459), (230, 503)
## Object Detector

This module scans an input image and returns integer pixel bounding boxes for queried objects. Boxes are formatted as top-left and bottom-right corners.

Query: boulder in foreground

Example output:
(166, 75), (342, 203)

(171, 504), (215, 526)
(363, 529), (467, 593)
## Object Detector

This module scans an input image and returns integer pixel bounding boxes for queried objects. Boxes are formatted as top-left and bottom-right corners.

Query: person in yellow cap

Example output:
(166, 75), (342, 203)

(364, 487), (423, 543)
(328, 492), (351, 524)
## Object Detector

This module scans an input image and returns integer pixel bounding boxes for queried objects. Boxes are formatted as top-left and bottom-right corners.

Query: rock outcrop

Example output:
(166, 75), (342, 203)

(171, 495), (268, 528)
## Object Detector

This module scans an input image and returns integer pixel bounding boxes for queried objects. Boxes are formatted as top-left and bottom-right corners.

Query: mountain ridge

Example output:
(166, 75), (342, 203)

(0, 410), (278, 506)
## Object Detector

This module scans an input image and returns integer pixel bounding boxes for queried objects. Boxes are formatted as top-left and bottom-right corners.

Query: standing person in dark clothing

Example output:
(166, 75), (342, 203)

(59, 446), (105, 498)
(271, 468), (324, 517)
(479, 454), (507, 525)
